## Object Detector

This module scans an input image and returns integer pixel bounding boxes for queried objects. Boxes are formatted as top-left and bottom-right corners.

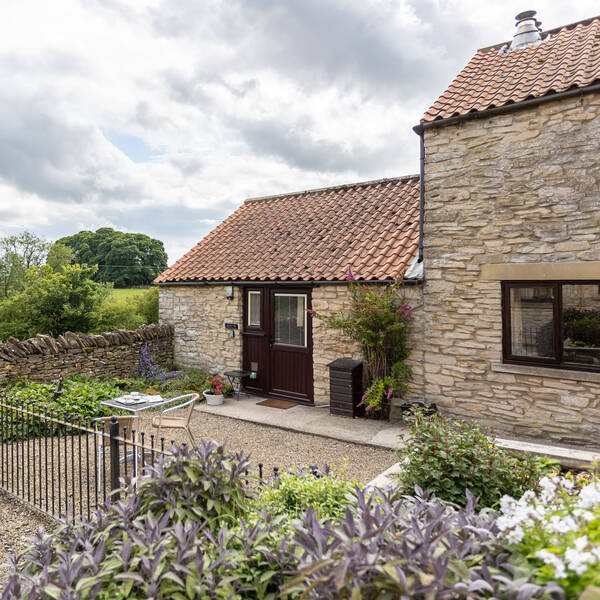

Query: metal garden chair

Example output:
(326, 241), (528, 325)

(151, 393), (199, 447)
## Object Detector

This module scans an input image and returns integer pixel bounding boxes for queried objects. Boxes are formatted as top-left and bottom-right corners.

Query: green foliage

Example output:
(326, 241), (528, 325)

(133, 286), (159, 323)
(158, 368), (210, 394)
(0, 264), (108, 340)
(499, 475), (600, 599)
(315, 281), (414, 414)
(0, 231), (50, 298)
(361, 375), (398, 412)
(258, 467), (355, 520)
(566, 315), (600, 347)
(57, 227), (168, 287)
(46, 242), (74, 271)
(92, 295), (146, 332)
(1, 375), (133, 440)
(136, 442), (251, 527)
(398, 412), (546, 508)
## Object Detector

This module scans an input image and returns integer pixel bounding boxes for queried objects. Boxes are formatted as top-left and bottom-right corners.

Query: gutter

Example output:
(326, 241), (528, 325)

(417, 130), (425, 264)
(413, 83), (600, 134)
(155, 278), (422, 287)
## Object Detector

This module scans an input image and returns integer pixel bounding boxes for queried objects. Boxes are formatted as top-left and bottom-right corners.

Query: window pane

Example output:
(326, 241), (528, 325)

(248, 291), (261, 327)
(563, 284), (600, 366)
(510, 286), (555, 358)
(274, 294), (306, 346)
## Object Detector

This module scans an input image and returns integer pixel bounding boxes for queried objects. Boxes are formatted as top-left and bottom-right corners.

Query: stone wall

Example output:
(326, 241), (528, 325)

(0, 324), (173, 383)
(159, 285), (242, 374)
(159, 282), (423, 407)
(419, 92), (600, 446)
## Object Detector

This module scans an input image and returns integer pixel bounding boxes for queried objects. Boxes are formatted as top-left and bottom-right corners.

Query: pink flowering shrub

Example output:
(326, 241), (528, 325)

(499, 474), (600, 598)
(313, 278), (413, 414)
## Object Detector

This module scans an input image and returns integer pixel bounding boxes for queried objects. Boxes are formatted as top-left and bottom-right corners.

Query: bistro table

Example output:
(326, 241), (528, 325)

(101, 392), (174, 413)
(100, 393), (176, 478)
(223, 370), (251, 400)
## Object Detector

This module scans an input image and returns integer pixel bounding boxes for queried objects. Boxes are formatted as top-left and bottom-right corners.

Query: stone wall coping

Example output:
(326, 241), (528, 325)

(0, 323), (173, 363)
(491, 362), (600, 384)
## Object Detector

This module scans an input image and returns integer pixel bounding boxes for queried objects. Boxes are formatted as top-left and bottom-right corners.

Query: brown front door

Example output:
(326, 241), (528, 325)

(242, 286), (313, 404)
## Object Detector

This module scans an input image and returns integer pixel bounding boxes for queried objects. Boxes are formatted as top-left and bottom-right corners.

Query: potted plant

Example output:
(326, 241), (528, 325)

(203, 374), (233, 406)
(312, 267), (414, 420)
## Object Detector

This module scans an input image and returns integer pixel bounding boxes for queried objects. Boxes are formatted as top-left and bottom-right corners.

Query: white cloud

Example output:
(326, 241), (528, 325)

(0, 0), (597, 262)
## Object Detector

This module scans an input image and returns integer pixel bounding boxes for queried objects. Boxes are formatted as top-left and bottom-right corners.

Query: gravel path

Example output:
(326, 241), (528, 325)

(0, 490), (55, 578)
(137, 411), (398, 484)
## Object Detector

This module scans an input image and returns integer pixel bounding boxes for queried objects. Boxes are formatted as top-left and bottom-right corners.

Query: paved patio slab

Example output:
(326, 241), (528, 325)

(196, 396), (409, 448)
(196, 397), (600, 469)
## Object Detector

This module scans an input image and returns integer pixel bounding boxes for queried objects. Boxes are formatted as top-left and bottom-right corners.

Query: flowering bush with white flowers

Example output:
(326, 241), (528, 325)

(497, 475), (600, 598)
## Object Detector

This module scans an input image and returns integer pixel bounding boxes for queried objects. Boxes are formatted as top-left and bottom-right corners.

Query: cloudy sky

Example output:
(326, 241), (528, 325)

(0, 1), (597, 264)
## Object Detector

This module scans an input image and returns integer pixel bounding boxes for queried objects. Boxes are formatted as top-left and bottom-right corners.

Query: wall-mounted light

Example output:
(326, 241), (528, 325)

(225, 285), (234, 300)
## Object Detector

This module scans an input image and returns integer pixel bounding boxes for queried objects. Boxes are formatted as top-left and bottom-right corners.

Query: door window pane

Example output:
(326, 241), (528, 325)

(510, 286), (555, 358)
(274, 294), (307, 346)
(563, 284), (600, 366)
(248, 291), (261, 327)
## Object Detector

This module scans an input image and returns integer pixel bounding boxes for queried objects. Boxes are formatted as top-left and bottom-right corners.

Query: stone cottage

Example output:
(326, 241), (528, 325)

(157, 11), (600, 446)
(412, 11), (600, 446)
(155, 177), (422, 405)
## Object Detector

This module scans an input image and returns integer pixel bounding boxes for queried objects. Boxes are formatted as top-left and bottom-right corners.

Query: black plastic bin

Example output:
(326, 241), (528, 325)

(328, 358), (364, 418)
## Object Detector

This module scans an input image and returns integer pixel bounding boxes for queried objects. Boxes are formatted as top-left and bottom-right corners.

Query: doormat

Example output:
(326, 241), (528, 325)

(256, 398), (297, 409)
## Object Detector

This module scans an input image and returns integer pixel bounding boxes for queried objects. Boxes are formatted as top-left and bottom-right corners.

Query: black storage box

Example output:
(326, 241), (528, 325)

(328, 358), (364, 418)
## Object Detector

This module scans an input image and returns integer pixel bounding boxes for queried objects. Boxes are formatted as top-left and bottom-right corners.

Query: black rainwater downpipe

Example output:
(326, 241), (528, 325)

(417, 130), (425, 264)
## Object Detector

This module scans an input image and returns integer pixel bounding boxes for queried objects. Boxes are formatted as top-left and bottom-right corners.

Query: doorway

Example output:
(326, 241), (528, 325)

(242, 286), (313, 404)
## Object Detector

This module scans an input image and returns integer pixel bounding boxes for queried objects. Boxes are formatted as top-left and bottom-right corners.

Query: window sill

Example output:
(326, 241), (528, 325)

(491, 363), (600, 384)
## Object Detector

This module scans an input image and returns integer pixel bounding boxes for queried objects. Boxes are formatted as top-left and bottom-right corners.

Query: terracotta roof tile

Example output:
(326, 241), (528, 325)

(423, 16), (600, 122)
(155, 176), (420, 283)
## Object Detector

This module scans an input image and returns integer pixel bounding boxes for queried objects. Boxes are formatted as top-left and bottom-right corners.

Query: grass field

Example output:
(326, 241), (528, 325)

(109, 287), (151, 300)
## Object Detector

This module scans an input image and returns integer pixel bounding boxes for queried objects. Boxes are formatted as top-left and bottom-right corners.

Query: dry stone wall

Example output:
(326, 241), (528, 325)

(418, 93), (600, 447)
(0, 324), (173, 383)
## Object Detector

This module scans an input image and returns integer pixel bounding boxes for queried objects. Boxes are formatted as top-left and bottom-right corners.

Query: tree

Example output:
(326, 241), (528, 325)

(0, 231), (51, 298)
(46, 242), (74, 272)
(1, 231), (51, 268)
(56, 228), (168, 287)
(0, 265), (108, 340)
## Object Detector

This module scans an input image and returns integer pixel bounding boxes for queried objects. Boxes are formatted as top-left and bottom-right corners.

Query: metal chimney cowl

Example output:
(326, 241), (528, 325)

(509, 10), (543, 50)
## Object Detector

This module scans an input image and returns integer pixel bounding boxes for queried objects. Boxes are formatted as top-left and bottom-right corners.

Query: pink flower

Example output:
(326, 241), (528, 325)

(386, 388), (393, 399)
(366, 404), (373, 411)
(345, 265), (355, 281)
(404, 306), (414, 317)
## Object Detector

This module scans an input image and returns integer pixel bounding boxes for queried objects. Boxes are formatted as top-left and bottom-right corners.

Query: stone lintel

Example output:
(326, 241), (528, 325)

(481, 261), (600, 281)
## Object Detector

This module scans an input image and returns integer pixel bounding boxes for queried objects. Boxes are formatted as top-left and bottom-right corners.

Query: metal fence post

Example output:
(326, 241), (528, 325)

(109, 416), (120, 500)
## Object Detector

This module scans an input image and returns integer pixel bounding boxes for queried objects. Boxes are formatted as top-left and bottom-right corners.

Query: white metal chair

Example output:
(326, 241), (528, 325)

(94, 415), (140, 487)
(152, 393), (199, 447)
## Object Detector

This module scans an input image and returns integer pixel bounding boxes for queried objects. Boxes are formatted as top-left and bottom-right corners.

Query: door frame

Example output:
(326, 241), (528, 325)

(241, 284), (314, 404)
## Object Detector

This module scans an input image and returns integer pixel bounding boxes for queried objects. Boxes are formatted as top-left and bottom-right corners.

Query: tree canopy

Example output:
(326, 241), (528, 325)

(0, 264), (108, 340)
(56, 228), (168, 287)
(0, 231), (51, 298)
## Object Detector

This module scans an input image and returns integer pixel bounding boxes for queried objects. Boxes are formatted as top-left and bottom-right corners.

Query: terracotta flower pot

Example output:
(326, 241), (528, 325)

(203, 390), (224, 406)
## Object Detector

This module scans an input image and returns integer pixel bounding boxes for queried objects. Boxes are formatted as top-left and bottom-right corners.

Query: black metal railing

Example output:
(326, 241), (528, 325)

(0, 395), (327, 522)
(0, 395), (170, 521)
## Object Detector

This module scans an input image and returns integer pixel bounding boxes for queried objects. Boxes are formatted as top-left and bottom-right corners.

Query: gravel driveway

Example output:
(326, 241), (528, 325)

(136, 411), (398, 484)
